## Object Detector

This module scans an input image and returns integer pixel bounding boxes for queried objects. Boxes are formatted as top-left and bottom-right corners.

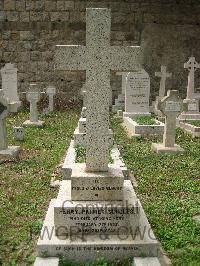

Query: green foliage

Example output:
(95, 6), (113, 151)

(75, 145), (86, 163)
(134, 116), (158, 125)
(0, 110), (79, 265)
(59, 257), (132, 266)
(111, 116), (200, 266)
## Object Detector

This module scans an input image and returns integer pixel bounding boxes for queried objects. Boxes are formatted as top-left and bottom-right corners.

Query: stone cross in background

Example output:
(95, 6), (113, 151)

(155, 65), (172, 97)
(178, 57), (200, 120)
(152, 90), (184, 154)
(46, 85), (56, 112)
(55, 8), (141, 172)
(184, 57), (200, 99)
(23, 84), (44, 127)
(0, 63), (21, 113)
(0, 90), (20, 159)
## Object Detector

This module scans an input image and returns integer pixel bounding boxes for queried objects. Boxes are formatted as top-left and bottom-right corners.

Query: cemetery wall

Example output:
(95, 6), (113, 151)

(1, 0), (200, 105)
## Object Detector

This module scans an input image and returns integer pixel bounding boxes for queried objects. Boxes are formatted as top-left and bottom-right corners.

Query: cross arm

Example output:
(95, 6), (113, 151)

(54, 45), (86, 71)
(110, 46), (141, 71)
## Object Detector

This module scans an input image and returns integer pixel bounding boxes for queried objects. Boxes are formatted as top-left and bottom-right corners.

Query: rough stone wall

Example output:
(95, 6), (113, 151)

(0, 0), (200, 106)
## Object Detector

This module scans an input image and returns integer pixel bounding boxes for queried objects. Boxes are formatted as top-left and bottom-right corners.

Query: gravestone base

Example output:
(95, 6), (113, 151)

(36, 181), (160, 263)
(62, 140), (129, 180)
(0, 146), (20, 159)
(70, 163), (124, 201)
(123, 112), (151, 119)
(54, 180), (140, 238)
(23, 120), (44, 127)
(123, 117), (164, 137)
(151, 143), (185, 154)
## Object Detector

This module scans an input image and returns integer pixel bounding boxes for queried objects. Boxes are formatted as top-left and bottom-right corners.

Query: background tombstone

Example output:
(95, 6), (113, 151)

(152, 90), (184, 154)
(153, 65), (172, 117)
(155, 65), (172, 98)
(0, 90), (20, 159)
(179, 57), (200, 120)
(112, 72), (128, 112)
(0, 63), (21, 113)
(23, 84), (44, 127)
(123, 69), (151, 118)
(46, 85), (56, 112)
(13, 127), (24, 141)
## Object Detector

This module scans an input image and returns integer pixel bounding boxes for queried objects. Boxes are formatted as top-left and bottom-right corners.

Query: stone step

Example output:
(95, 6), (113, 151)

(34, 257), (59, 266)
(133, 257), (161, 266)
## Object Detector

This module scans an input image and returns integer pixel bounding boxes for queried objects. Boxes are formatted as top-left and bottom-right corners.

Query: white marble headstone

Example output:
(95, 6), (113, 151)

(0, 63), (21, 112)
(124, 69), (151, 118)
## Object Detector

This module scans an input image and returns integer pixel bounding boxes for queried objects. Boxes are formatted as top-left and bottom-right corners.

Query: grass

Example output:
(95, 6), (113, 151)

(0, 111), (199, 265)
(111, 116), (200, 266)
(134, 116), (158, 125)
(187, 120), (200, 127)
(0, 110), (79, 265)
(59, 257), (132, 266)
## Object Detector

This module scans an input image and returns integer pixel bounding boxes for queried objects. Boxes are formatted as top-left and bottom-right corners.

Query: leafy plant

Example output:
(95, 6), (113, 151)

(134, 116), (158, 125)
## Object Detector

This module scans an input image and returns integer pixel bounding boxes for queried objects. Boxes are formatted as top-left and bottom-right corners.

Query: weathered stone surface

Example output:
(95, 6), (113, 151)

(36, 182), (160, 261)
(54, 180), (140, 237)
(71, 163), (124, 201)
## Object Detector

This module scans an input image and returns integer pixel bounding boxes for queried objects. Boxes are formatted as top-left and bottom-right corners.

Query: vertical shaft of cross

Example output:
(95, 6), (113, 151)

(155, 66), (171, 98)
(0, 118), (7, 150)
(30, 100), (38, 122)
(187, 69), (194, 99)
(85, 9), (111, 172)
(48, 96), (54, 112)
(163, 116), (176, 147)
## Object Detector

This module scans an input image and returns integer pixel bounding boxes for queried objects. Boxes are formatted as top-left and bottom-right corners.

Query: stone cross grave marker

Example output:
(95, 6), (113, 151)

(124, 69), (151, 118)
(152, 90), (184, 154)
(155, 65), (172, 97)
(46, 85), (56, 112)
(23, 84), (44, 127)
(55, 8), (141, 172)
(0, 63), (21, 112)
(0, 90), (20, 158)
(184, 57), (200, 100)
(0, 90), (9, 150)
